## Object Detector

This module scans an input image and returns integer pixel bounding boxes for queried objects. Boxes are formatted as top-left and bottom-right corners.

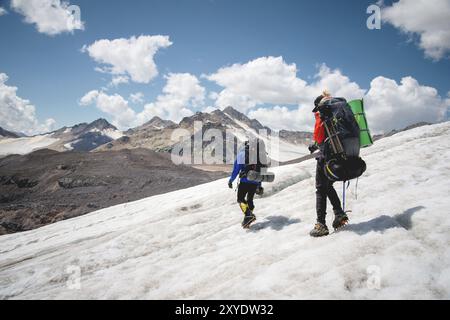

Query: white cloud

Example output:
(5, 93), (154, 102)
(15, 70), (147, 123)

(206, 57), (364, 113)
(364, 76), (449, 134)
(0, 7), (7, 16)
(208, 56), (448, 133)
(80, 73), (205, 129)
(205, 56), (310, 111)
(130, 92), (144, 104)
(248, 75), (449, 134)
(311, 64), (366, 101)
(138, 73), (205, 123)
(206, 57), (450, 133)
(0, 73), (56, 135)
(109, 76), (129, 87)
(248, 106), (314, 132)
(206, 56), (365, 131)
(202, 106), (217, 113)
(79, 90), (137, 130)
(11, 0), (84, 36)
(208, 91), (219, 100)
(82, 35), (172, 84)
(382, 0), (450, 60)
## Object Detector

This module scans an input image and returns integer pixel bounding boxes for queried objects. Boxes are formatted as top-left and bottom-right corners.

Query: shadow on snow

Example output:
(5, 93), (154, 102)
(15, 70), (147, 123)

(343, 206), (425, 236)
(250, 215), (301, 232)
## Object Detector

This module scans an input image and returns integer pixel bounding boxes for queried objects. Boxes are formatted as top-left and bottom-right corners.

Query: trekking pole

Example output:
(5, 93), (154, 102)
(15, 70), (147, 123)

(342, 181), (352, 213)
(342, 181), (346, 213)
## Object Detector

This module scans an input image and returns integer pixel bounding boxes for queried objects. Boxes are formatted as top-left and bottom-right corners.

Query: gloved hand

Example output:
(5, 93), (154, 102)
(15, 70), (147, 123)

(228, 181), (233, 189)
(308, 143), (319, 154)
(256, 186), (264, 196)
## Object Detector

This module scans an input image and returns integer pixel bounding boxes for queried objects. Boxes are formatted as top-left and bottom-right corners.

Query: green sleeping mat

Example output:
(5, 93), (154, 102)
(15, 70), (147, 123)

(348, 99), (373, 148)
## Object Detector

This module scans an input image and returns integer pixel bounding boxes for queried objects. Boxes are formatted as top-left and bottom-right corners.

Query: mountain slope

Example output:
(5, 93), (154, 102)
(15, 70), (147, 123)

(0, 127), (20, 139)
(1, 122), (449, 299)
(49, 118), (123, 152)
(0, 148), (225, 235)
(0, 135), (59, 157)
(0, 119), (123, 157)
(131, 116), (177, 132)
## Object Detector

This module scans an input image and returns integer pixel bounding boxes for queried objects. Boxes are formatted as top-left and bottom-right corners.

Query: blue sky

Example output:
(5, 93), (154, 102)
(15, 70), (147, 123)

(0, 0), (449, 133)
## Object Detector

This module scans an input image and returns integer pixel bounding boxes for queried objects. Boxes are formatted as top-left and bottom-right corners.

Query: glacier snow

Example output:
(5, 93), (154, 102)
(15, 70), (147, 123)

(0, 122), (449, 299)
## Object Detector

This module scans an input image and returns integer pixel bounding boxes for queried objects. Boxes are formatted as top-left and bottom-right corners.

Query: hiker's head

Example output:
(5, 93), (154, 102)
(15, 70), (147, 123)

(314, 95), (324, 109)
(313, 90), (332, 112)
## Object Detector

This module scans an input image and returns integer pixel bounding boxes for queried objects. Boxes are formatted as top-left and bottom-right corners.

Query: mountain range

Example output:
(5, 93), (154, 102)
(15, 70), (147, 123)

(0, 107), (312, 161)
(97, 106), (310, 162)
(0, 107), (436, 163)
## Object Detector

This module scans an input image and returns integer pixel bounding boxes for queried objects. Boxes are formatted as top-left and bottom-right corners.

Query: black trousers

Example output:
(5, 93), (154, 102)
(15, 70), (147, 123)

(237, 182), (258, 211)
(316, 159), (343, 224)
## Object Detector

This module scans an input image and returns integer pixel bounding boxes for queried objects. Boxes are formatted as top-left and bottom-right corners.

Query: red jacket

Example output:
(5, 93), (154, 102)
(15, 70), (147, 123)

(313, 112), (326, 144)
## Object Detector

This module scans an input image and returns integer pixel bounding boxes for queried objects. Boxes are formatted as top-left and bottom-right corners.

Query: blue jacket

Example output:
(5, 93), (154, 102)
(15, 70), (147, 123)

(229, 150), (261, 185)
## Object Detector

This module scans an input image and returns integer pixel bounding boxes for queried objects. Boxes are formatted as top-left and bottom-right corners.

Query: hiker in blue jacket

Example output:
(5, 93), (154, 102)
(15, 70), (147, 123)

(228, 140), (265, 229)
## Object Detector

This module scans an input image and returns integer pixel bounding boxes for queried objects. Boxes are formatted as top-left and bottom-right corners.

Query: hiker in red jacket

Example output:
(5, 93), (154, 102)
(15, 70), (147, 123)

(308, 91), (348, 237)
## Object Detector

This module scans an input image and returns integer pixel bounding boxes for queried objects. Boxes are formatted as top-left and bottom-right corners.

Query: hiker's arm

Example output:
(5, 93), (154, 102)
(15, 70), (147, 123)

(313, 112), (326, 145)
(229, 159), (241, 184)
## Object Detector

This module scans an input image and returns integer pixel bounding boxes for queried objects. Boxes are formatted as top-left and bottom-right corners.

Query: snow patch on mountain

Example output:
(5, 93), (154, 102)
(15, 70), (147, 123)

(89, 128), (124, 140)
(0, 136), (59, 157)
(0, 119), (124, 155)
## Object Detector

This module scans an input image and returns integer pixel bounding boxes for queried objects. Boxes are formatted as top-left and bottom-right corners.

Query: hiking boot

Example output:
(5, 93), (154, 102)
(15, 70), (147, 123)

(242, 212), (256, 229)
(310, 222), (329, 237)
(332, 213), (349, 230)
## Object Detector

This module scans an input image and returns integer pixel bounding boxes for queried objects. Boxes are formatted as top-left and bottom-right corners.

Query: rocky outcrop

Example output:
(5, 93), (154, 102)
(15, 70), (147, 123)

(0, 148), (226, 235)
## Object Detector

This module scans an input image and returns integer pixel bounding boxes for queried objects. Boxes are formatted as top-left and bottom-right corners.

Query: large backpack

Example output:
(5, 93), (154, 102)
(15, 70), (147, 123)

(242, 138), (268, 173)
(318, 98), (367, 182)
(238, 138), (275, 182)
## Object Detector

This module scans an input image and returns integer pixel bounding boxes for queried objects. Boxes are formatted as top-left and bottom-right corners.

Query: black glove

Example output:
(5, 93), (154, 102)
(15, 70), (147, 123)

(308, 143), (319, 154)
(228, 181), (233, 189)
(256, 186), (264, 196)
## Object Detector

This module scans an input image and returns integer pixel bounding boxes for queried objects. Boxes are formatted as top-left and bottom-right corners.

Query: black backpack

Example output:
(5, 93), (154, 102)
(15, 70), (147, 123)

(240, 139), (268, 177)
(318, 98), (367, 182)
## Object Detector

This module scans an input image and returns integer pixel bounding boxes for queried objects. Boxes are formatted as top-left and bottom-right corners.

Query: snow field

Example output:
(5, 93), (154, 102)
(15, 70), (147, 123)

(0, 122), (449, 299)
